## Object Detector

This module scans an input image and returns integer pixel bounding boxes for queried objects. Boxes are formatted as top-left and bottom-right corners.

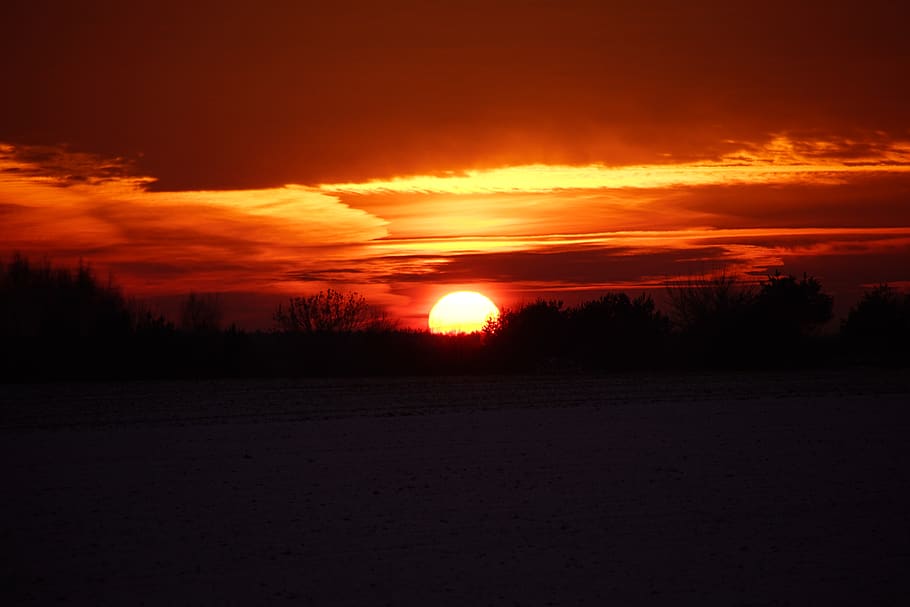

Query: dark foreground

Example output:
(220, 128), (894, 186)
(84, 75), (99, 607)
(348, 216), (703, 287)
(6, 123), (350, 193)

(3, 371), (910, 605)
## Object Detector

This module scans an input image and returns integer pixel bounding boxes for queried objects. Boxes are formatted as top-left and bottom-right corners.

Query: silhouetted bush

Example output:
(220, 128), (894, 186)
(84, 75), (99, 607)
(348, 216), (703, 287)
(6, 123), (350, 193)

(749, 272), (833, 364)
(0, 254), (131, 338)
(568, 293), (670, 369)
(665, 271), (835, 367)
(180, 292), (224, 333)
(1, 255), (135, 379)
(486, 299), (568, 370)
(665, 273), (756, 365)
(483, 294), (671, 371)
(841, 284), (910, 364)
(274, 289), (394, 333)
(667, 273), (754, 332)
(754, 272), (833, 338)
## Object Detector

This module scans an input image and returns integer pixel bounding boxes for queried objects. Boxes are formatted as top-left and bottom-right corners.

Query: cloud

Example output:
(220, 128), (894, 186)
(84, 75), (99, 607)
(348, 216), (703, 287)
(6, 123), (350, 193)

(321, 136), (910, 196)
(2, 2), (908, 189)
(4, 139), (910, 329)
(0, 144), (388, 295)
(0, 143), (150, 187)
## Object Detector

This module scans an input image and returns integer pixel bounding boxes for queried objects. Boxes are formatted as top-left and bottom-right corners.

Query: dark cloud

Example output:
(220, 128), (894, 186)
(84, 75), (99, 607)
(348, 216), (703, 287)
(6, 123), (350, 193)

(2, 1), (908, 189)
(690, 230), (910, 251)
(662, 176), (910, 229)
(0, 144), (144, 187)
(301, 247), (733, 285)
(285, 255), (450, 284)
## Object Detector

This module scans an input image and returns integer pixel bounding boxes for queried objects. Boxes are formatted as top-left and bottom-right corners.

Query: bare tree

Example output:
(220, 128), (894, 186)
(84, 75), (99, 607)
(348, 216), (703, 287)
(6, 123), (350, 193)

(274, 288), (393, 333)
(665, 271), (754, 332)
(180, 292), (223, 333)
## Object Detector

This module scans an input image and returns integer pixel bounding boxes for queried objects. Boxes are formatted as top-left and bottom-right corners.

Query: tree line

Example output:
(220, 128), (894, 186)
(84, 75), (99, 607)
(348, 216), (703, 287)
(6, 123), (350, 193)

(2, 254), (908, 379)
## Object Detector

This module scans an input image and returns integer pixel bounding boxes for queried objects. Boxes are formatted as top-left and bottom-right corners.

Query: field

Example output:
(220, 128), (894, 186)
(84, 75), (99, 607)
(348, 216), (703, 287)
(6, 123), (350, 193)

(3, 371), (910, 605)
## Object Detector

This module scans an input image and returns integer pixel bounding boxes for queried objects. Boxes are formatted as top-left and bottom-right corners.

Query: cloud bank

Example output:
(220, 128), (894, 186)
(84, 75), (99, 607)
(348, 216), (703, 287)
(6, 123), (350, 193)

(6, 134), (909, 328)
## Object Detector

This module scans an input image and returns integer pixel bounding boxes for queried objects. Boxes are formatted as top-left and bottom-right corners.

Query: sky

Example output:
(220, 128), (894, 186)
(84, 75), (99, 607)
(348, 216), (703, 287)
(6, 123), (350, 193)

(2, 0), (909, 328)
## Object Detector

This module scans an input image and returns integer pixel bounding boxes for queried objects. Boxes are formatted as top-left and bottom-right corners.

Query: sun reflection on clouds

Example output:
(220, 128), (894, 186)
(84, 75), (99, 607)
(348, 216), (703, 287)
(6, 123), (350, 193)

(1, 144), (388, 295)
(2, 134), (910, 328)
(320, 136), (910, 195)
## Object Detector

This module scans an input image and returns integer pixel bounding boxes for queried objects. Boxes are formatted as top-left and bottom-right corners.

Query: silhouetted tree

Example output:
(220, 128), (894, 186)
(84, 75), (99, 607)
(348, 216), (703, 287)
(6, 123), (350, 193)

(274, 288), (393, 333)
(0, 254), (131, 338)
(0, 254), (139, 379)
(665, 272), (755, 362)
(568, 293), (670, 368)
(666, 272), (754, 330)
(753, 272), (833, 340)
(665, 271), (836, 365)
(180, 292), (224, 333)
(486, 299), (568, 368)
(127, 298), (174, 333)
(842, 284), (910, 364)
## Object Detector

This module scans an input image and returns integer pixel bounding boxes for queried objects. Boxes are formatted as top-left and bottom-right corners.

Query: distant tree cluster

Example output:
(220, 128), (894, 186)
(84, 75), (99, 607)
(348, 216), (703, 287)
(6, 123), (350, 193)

(485, 293), (669, 370)
(2, 254), (909, 379)
(665, 272), (834, 366)
(842, 284), (910, 364)
(0, 254), (131, 338)
(0, 255), (245, 379)
(180, 292), (224, 333)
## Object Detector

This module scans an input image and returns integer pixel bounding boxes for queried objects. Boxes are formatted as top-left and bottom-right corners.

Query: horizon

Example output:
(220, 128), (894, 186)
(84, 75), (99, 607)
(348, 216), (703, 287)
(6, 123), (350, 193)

(0, 252), (895, 337)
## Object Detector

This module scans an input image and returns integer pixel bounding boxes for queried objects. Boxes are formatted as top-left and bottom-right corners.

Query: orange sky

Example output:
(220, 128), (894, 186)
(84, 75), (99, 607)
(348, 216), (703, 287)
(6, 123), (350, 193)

(2, 1), (909, 328)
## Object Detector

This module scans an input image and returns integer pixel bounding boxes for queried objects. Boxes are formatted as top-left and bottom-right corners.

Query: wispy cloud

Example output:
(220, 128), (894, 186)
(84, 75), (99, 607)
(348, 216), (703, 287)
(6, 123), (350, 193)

(320, 136), (910, 195)
(1, 144), (388, 295)
(3, 136), (909, 328)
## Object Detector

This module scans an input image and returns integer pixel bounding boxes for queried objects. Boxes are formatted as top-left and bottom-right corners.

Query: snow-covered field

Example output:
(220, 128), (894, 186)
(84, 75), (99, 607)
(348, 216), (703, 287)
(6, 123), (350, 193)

(3, 371), (910, 605)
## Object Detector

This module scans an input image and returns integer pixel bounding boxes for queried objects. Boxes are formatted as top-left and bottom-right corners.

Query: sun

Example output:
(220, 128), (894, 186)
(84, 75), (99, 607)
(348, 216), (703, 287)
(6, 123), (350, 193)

(428, 291), (500, 334)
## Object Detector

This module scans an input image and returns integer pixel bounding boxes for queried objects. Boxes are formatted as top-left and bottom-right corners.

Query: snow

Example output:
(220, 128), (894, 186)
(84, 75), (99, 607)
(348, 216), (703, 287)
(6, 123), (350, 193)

(3, 371), (909, 604)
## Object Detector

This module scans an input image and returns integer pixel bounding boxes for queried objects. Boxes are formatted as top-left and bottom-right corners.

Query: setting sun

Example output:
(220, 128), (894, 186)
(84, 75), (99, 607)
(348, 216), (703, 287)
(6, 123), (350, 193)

(428, 291), (500, 334)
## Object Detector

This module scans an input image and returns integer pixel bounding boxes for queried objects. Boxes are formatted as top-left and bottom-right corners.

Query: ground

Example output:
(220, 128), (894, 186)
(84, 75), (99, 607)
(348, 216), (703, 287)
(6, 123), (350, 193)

(3, 371), (910, 605)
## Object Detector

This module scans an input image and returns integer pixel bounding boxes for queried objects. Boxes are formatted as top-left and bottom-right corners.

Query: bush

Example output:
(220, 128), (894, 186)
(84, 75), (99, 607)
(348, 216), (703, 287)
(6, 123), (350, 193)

(0, 254), (131, 338)
(665, 272), (755, 364)
(485, 299), (568, 369)
(664, 271), (834, 366)
(274, 289), (393, 333)
(180, 292), (224, 333)
(753, 272), (833, 340)
(568, 293), (670, 368)
(842, 284), (910, 364)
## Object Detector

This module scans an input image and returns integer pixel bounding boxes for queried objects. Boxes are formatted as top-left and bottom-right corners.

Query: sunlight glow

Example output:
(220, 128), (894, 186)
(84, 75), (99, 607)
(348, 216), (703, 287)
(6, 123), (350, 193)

(428, 291), (500, 334)
(320, 136), (910, 195)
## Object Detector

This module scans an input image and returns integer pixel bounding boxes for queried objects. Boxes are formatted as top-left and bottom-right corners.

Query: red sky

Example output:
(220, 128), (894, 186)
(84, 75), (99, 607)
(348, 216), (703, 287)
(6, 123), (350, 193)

(2, 1), (909, 328)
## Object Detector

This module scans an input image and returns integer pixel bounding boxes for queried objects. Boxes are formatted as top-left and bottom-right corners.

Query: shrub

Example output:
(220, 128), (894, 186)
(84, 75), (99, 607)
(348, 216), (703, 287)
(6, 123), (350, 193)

(842, 284), (910, 364)
(568, 293), (670, 368)
(0, 253), (131, 338)
(180, 292), (224, 333)
(485, 299), (567, 368)
(753, 272), (833, 340)
(274, 288), (393, 333)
